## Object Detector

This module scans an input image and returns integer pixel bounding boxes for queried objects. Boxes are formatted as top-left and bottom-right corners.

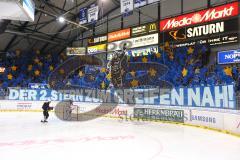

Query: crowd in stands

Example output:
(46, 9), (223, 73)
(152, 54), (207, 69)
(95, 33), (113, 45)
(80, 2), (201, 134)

(0, 50), (67, 88)
(64, 43), (240, 91)
(0, 43), (239, 92)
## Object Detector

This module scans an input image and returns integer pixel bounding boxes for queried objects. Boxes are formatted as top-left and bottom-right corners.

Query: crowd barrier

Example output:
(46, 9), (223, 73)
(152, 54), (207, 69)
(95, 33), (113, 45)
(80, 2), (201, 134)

(0, 84), (239, 136)
(0, 100), (239, 137)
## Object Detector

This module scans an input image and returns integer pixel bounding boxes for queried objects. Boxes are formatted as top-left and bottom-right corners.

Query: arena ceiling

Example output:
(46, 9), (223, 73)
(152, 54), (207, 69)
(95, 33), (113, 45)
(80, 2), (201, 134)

(0, 0), (120, 54)
(0, 0), (237, 54)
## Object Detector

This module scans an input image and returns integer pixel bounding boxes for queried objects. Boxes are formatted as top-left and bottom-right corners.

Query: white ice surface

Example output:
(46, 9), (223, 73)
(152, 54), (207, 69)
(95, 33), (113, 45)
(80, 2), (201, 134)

(0, 112), (240, 160)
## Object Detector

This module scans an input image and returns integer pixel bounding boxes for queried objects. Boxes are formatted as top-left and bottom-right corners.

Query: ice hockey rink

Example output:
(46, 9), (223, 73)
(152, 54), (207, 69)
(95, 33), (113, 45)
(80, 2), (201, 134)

(0, 112), (240, 160)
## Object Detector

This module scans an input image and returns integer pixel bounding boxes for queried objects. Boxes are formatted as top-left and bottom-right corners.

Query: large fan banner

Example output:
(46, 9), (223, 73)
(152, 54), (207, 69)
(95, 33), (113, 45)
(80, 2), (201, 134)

(8, 85), (236, 109)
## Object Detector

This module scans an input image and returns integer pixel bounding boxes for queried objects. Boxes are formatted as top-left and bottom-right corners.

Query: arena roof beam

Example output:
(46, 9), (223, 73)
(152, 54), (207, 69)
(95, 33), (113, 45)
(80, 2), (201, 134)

(40, 0), (76, 17)
(40, 0), (97, 53)
(4, 21), (30, 52)
(3, 2), (44, 51)
(56, 2), (121, 54)
(8, 23), (65, 41)
(5, 29), (66, 46)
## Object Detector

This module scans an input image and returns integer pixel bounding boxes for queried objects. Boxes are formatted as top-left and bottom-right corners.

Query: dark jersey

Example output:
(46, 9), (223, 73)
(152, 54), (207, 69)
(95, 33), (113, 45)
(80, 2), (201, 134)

(42, 102), (50, 111)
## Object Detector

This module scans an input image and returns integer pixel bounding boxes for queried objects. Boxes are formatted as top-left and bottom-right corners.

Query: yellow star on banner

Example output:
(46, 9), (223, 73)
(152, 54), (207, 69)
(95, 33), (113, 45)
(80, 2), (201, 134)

(51, 81), (55, 87)
(149, 68), (157, 77)
(79, 71), (84, 77)
(34, 70), (40, 76)
(224, 67), (232, 77)
(101, 81), (105, 89)
(59, 69), (65, 74)
(49, 65), (54, 71)
(131, 79), (139, 87)
(155, 52), (161, 58)
(38, 62), (43, 66)
(7, 74), (13, 80)
(165, 42), (170, 47)
(34, 58), (39, 64)
(16, 49), (21, 57)
(142, 57), (148, 63)
(28, 65), (33, 71)
(11, 66), (17, 71)
(182, 68), (188, 77)
(36, 50), (40, 55)
(90, 75), (95, 80)
(130, 70), (136, 77)
(101, 67), (106, 73)
(169, 52), (174, 60)
(188, 47), (194, 54)
(63, 55), (67, 60)
(106, 73), (111, 80)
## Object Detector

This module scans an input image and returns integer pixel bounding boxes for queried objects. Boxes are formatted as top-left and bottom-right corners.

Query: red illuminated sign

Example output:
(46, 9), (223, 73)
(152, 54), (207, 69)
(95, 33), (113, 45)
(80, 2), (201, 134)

(160, 2), (239, 31)
(108, 28), (131, 42)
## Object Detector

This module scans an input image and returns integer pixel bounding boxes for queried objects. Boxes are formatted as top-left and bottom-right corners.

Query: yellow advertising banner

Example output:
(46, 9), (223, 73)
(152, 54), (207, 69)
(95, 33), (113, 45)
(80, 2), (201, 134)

(87, 44), (107, 54)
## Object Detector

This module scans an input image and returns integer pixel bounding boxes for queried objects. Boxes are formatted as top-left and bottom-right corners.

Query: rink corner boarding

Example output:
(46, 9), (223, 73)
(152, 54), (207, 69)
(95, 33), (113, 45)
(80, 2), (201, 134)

(0, 100), (240, 138)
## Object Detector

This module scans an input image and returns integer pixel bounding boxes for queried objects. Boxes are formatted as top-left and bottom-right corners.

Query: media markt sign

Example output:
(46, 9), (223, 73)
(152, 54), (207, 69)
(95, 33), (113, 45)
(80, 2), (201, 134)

(133, 108), (184, 123)
(160, 1), (239, 31)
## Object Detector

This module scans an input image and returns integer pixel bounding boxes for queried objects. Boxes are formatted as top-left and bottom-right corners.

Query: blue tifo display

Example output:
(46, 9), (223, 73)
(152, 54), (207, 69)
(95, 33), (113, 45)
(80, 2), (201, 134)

(8, 84), (236, 109)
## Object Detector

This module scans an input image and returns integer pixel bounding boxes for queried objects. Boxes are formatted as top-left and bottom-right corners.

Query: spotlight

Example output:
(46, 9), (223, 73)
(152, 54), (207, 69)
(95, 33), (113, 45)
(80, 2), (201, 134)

(58, 16), (65, 23)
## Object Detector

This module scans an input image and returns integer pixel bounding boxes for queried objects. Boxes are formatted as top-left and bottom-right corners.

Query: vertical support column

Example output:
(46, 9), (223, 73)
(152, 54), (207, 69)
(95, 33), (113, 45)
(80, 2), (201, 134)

(138, 10), (141, 25)
(93, 24), (96, 36)
(181, 0), (183, 14)
(207, 0), (211, 8)
(158, 2), (161, 21)
(158, 2), (161, 46)
(121, 15), (124, 29)
(81, 33), (83, 48)
(107, 15), (109, 34)
(106, 15), (109, 60)
(207, 0), (211, 65)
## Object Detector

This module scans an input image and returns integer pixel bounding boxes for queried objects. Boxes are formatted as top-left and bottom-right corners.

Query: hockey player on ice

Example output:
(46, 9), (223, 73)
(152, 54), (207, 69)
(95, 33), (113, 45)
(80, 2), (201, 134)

(41, 101), (53, 123)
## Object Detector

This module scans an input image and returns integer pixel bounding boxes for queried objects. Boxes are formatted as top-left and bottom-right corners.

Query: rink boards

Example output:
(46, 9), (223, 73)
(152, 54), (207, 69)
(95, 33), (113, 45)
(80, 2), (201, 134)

(0, 100), (239, 137)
